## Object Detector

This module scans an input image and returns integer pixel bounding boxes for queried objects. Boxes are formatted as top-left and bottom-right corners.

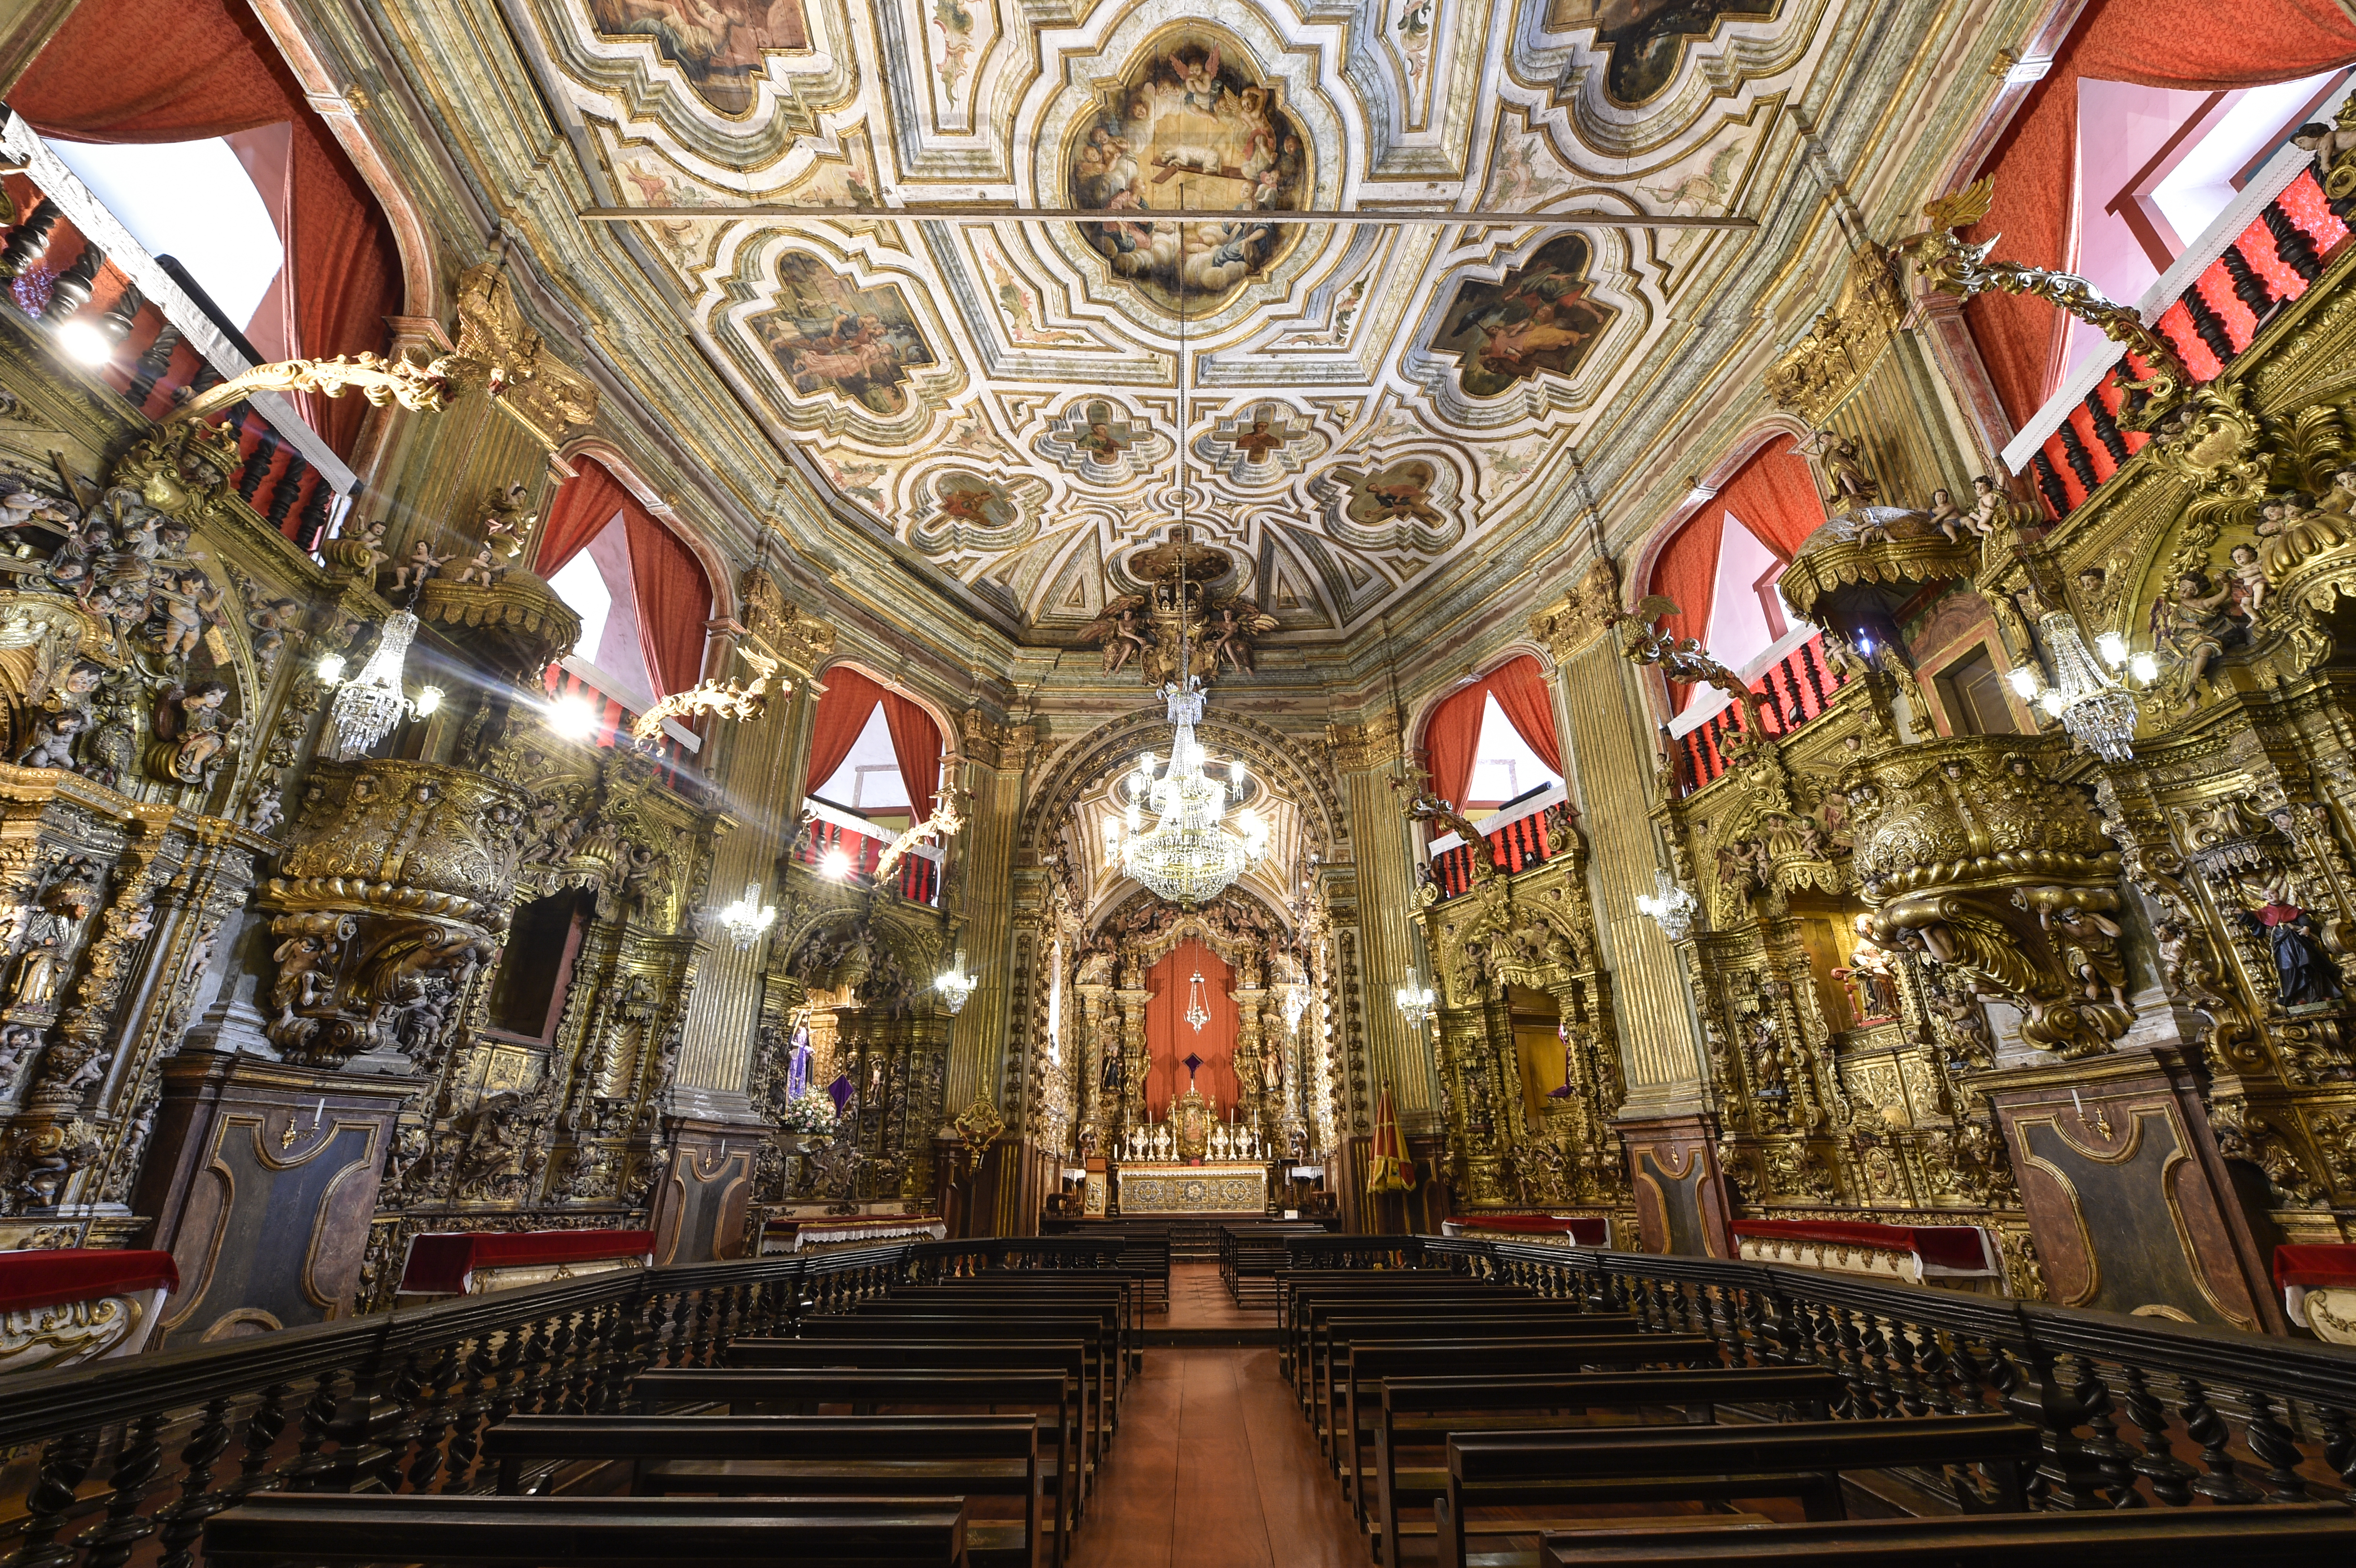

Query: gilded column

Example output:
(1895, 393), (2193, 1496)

(1329, 712), (1440, 1123)
(1117, 973), (1149, 1141)
(941, 710), (1032, 1121)
(1076, 982), (1112, 1139)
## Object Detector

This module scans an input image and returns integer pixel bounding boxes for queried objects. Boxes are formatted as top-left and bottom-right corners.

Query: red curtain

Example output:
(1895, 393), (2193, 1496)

(1144, 941), (1241, 1119)
(1422, 682), (1487, 812)
(1483, 656), (1562, 779)
(1963, 0), (2356, 427)
(12, 0), (404, 461)
(879, 690), (942, 821)
(534, 458), (633, 578)
(806, 666), (887, 803)
(1649, 436), (1824, 711)
(622, 510), (710, 699)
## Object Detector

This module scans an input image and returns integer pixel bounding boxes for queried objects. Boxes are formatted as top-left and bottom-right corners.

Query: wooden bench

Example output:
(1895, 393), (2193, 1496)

(1285, 1284), (1548, 1392)
(629, 1369), (1077, 1566)
(728, 1336), (1102, 1501)
(883, 1283), (1138, 1375)
(1536, 1502), (2356, 1566)
(814, 1311), (1121, 1414)
(482, 1414), (1041, 1568)
(1313, 1315), (1660, 1452)
(1300, 1300), (1632, 1414)
(1436, 1415), (2042, 1568)
(1366, 1367), (1846, 1568)
(1222, 1223), (1333, 1306)
(204, 1492), (971, 1568)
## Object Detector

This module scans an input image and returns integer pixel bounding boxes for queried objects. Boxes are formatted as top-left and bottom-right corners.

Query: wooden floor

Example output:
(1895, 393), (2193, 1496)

(1154, 1260), (1273, 1329)
(1068, 1344), (1365, 1568)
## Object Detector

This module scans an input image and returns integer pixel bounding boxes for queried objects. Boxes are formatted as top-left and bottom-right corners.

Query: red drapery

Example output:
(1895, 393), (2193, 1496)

(1421, 653), (1565, 809)
(804, 665), (940, 817)
(1963, 0), (2356, 427)
(807, 666), (888, 803)
(620, 509), (709, 699)
(1144, 941), (1241, 1119)
(534, 458), (633, 579)
(12, 0), (404, 461)
(879, 689), (942, 822)
(1648, 436), (1824, 711)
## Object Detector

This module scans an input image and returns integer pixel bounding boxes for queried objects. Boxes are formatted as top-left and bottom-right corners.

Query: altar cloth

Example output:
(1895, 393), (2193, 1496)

(1116, 1161), (1268, 1214)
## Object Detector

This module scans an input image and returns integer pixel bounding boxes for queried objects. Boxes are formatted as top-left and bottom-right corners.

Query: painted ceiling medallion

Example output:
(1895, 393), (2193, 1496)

(1066, 29), (1308, 313)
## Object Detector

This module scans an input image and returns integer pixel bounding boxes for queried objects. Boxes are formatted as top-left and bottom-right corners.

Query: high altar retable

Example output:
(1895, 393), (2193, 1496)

(1115, 1161), (1270, 1214)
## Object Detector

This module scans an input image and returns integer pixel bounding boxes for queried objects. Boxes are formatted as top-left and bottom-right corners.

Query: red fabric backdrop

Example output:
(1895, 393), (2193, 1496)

(12, 0), (404, 461)
(806, 666), (942, 816)
(1145, 941), (1241, 1119)
(534, 458), (711, 699)
(1962, 0), (2356, 427)
(1648, 436), (1825, 711)
(1421, 654), (1563, 809)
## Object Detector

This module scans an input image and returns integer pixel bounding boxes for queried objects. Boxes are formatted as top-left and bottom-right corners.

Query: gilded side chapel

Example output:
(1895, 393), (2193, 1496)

(4, 0), (2356, 1557)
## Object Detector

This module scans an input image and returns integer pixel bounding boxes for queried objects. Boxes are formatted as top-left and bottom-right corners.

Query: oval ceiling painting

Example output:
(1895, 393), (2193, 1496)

(1066, 30), (1309, 313)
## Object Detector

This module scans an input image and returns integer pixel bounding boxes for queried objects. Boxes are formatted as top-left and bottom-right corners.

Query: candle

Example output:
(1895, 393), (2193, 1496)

(314, 1097), (326, 1122)
(2071, 1089), (2086, 1120)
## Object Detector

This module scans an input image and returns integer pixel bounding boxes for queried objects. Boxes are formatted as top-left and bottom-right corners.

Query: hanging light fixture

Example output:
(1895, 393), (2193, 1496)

(324, 610), (421, 760)
(1395, 965), (1436, 1032)
(1185, 969), (1211, 1033)
(1634, 869), (1700, 941)
(2005, 611), (2144, 763)
(936, 947), (977, 1015)
(716, 880), (777, 948)
(1114, 277), (1269, 905)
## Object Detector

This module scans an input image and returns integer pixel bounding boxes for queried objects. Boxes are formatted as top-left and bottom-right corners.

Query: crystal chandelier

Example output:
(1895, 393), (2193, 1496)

(2006, 611), (2147, 763)
(1635, 870), (1700, 941)
(324, 611), (419, 760)
(1186, 969), (1211, 1032)
(1112, 678), (1269, 904)
(716, 880), (776, 949)
(1395, 965), (1436, 1032)
(935, 947), (977, 1015)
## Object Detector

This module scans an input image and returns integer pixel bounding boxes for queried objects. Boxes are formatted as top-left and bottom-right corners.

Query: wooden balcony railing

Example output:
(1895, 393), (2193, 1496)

(1674, 631), (1851, 795)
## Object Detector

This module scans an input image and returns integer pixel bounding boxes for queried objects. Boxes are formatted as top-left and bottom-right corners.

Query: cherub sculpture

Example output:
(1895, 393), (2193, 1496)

(15, 709), (82, 770)
(1079, 595), (1154, 678)
(449, 541), (505, 588)
(390, 538), (452, 593)
(1202, 599), (1277, 675)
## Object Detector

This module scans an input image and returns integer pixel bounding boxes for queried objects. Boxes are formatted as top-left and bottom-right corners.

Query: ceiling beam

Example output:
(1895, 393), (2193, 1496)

(578, 205), (1753, 229)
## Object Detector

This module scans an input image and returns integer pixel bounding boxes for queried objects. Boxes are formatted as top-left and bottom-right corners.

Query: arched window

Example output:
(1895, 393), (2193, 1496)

(796, 668), (946, 904)
(12, 0), (404, 465)
(1960, 0), (2356, 429)
(537, 457), (714, 722)
(1418, 656), (1567, 891)
(1646, 436), (1825, 717)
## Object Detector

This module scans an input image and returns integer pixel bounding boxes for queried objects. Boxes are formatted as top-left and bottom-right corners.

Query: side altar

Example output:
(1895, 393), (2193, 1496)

(1115, 1161), (1271, 1215)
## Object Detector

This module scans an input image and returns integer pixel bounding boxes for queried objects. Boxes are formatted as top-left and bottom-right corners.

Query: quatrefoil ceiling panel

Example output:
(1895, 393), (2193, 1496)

(526, 0), (1843, 635)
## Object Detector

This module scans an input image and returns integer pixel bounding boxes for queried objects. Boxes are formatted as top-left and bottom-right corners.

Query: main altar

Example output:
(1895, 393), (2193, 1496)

(1116, 1161), (1270, 1214)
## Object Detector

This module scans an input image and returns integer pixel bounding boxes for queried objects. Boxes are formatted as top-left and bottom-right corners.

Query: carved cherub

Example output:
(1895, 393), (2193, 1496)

(245, 784), (284, 837)
(2227, 542), (2269, 619)
(1925, 487), (1968, 544)
(145, 567), (222, 663)
(389, 538), (452, 593)
(1079, 596), (1154, 677)
(152, 680), (232, 784)
(482, 482), (538, 559)
(2040, 902), (2129, 1011)
(449, 540), (505, 588)
(15, 709), (82, 770)
(348, 517), (391, 576)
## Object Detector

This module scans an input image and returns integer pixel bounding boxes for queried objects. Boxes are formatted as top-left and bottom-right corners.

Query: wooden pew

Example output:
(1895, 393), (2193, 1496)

(1536, 1503), (2356, 1567)
(482, 1414), (1042, 1568)
(1435, 1415), (2043, 1568)
(1278, 1275), (1539, 1384)
(883, 1282), (1138, 1375)
(808, 1312), (1121, 1419)
(629, 1369), (1076, 1566)
(1301, 1300), (1633, 1415)
(1223, 1222), (1333, 1306)
(204, 1492), (971, 1568)
(1366, 1366), (1846, 1568)
(1313, 1315), (1660, 1453)
(1285, 1284), (1548, 1393)
(729, 1337), (1102, 1501)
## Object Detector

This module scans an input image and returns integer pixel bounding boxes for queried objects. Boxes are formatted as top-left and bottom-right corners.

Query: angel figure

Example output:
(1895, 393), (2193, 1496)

(390, 538), (452, 593)
(145, 567), (222, 663)
(1966, 474), (2029, 538)
(2042, 902), (2129, 1011)
(152, 680), (232, 785)
(15, 709), (82, 770)
(2227, 543), (2270, 619)
(1926, 487), (1969, 544)
(2148, 570), (2241, 697)
(1080, 595), (1154, 678)
(449, 541), (505, 588)
(481, 481), (538, 559)
(347, 517), (391, 576)
(1203, 599), (1276, 675)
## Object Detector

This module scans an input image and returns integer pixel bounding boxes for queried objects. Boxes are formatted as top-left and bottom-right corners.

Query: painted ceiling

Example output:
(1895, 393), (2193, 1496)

(519, 0), (1843, 638)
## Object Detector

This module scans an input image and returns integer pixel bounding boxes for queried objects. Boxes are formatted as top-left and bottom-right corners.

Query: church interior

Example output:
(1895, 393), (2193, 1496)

(7, 0), (2356, 1560)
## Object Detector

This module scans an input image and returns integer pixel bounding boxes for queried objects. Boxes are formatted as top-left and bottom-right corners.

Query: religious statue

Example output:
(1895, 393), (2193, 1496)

(2240, 897), (2345, 1005)
(151, 681), (233, 784)
(1805, 427), (1880, 512)
(2148, 570), (2243, 697)
(1080, 596), (1153, 677)
(390, 538), (453, 593)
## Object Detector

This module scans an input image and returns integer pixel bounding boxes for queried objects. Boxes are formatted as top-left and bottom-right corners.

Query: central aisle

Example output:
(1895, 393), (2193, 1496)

(1069, 1346), (1367, 1568)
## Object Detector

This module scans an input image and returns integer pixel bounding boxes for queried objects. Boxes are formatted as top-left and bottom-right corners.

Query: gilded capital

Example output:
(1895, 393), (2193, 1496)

(1528, 556), (1623, 660)
(1326, 710), (1402, 775)
(739, 567), (835, 680)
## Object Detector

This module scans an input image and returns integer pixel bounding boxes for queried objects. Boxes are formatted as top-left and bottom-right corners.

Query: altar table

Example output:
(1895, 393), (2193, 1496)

(1116, 1161), (1268, 1215)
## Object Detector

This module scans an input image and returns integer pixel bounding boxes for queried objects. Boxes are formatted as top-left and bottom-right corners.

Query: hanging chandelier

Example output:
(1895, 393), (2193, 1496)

(1186, 969), (1211, 1032)
(1102, 274), (1267, 906)
(2006, 611), (2149, 763)
(324, 611), (420, 760)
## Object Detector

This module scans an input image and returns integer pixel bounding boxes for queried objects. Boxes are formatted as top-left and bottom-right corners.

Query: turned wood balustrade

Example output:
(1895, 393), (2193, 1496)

(0, 1237), (1125, 1568)
(1288, 1234), (2356, 1509)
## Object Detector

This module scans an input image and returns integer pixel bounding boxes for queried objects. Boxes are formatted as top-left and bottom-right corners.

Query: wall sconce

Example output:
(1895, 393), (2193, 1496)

(936, 947), (977, 1015)
(1634, 870), (1700, 941)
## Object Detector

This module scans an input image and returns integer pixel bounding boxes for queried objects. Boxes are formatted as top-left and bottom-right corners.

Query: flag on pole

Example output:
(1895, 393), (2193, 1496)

(1366, 1082), (1417, 1192)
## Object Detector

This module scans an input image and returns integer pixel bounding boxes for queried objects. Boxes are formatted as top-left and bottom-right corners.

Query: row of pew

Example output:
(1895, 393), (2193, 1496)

(1275, 1266), (2356, 1567)
(201, 1270), (1141, 1568)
